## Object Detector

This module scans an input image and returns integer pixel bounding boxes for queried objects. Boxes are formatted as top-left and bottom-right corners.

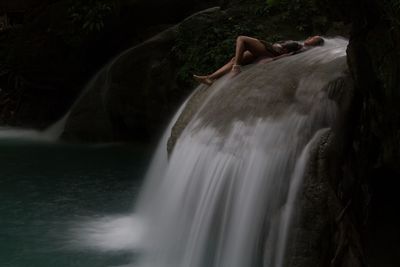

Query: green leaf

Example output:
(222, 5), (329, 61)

(82, 21), (90, 29)
(266, 0), (280, 6)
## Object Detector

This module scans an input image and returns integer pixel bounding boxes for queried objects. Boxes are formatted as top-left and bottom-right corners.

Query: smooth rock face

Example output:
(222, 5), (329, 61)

(324, 1), (400, 266)
(0, 0), (223, 130)
(168, 39), (351, 153)
(60, 1), (318, 144)
(62, 25), (179, 142)
(61, 7), (223, 142)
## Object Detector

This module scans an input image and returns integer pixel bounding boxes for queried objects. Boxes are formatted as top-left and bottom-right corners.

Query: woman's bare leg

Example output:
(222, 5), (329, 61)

(208, 51), (255, 80)
(193, 51), (256, 85)
(233, 36), (270, 66)
(193, 36), (270, 85)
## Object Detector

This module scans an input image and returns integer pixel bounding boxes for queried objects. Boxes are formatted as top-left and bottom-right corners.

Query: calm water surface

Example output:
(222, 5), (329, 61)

(0, 140), (151, 267)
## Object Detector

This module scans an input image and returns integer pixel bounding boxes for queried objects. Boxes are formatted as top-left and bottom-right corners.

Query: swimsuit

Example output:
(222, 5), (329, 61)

(260, 40), (303, 56)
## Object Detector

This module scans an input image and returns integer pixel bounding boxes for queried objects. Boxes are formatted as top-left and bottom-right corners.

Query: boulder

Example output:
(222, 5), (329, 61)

(0, 0), (222, 129)
(165, 40), (359, 266)
(324, 1), (400, 266)
(61, 7), (224, 142)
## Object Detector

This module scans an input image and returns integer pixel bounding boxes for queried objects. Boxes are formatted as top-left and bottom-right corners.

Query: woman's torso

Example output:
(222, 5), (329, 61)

(260, 39), (303, 56)
(274, 40), (303, 54)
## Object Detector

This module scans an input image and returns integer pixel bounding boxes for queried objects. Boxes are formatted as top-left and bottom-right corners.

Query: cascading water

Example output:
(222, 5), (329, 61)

(0, 53), (116, 142)
(0, 126), (60, 142)
(74, 38), (349, 267)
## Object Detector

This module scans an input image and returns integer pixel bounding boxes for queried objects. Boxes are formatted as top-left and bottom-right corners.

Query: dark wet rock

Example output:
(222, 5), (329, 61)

(1, 0), (340, 137)
(0, 0), (221, 129)
(61, 25), (180, 142)
(288, 129), (365, 267)
(61, 7), (224, 142)
(167, 49), (352, 154)
(279, 61), (371, 267)
(323, 0), (400, 266)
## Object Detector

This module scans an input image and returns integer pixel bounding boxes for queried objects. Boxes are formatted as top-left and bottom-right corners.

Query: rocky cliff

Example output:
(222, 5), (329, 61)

(166, 38), (363, 266)
(0, 0), (221, 129)
(164, 1), (400, 265)
(60, 0), (329, 143)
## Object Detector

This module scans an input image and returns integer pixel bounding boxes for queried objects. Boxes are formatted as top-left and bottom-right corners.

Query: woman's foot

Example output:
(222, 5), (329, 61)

(193, 75), (214, 86)
(231, 64), (241, 76)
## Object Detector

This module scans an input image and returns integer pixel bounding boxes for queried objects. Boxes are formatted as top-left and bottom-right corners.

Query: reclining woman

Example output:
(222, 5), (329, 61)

(193, 35), (324, 86)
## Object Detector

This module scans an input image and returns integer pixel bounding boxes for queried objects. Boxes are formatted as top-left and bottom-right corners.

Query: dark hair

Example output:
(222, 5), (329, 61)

(314, 37), (324, 46)
(282, 41), (303, 53)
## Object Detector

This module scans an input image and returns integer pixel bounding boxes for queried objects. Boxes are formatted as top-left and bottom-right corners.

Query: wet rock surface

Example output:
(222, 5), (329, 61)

(61, 7), (224, 143)
(0, 0), (221, 129)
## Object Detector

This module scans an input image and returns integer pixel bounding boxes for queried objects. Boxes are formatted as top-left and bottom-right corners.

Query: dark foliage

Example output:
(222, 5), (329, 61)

(173, 1), (327, 90)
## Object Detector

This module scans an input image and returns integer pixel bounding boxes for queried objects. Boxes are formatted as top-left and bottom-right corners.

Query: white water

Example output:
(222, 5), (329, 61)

(0, 126), (60, 142)
(0, 50), (114, 142)
(68, 95), (192, 252)
(73, 38), (348, 267)
(0, 104), (69, 142)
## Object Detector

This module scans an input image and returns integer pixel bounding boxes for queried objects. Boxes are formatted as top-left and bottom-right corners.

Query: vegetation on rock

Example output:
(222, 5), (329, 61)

(0, 0), (216, 128)
(68, 0), (117, 34)
(174, 0), (332, 90)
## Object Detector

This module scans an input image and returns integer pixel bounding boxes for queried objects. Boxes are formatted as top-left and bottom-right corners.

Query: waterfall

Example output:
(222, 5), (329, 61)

(0, 126), (59, 142)
(74, 38), (349, 267)
(0, 52), (116, 142)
